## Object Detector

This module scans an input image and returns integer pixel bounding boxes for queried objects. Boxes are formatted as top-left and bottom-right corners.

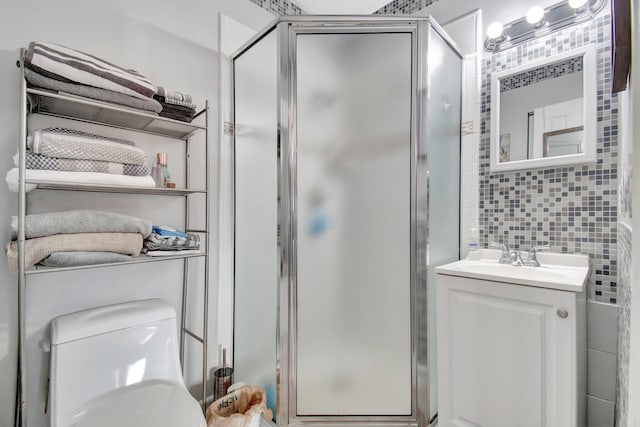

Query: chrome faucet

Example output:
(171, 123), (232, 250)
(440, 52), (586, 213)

(489, 242), (512, 264)
(522, 245), (550, 267)
(490, 242), (549, 266)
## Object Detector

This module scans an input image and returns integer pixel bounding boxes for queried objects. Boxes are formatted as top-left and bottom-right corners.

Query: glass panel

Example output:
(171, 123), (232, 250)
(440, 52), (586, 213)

(295, 32), (413, 416)
(233, 30), (278, 417)
(425, 26), (462, 420)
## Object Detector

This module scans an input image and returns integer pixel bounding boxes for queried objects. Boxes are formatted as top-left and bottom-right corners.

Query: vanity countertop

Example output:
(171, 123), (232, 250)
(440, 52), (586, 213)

(436, 249), (590, 293)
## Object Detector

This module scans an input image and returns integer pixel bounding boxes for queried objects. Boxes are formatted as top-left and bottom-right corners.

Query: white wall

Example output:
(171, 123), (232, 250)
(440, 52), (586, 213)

(0, 1), (273, 426)
(440, 11), (482, 263)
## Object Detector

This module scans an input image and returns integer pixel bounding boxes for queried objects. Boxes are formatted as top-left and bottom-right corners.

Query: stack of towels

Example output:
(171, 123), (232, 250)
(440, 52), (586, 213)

(143, 225), (201, 257)
(5, 127), (156, 192)
(5, 210), (152, 272)
(153, 88), (197, 122)
(24, 41), (198, 122)
(24, 41), (162, 115)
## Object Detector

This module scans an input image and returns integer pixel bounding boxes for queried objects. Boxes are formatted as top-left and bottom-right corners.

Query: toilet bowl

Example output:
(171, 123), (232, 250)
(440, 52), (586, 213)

(49, 299), (206, 427)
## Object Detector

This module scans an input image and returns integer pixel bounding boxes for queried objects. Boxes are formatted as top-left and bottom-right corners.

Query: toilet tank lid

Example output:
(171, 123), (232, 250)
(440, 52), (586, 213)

(51, 299), (176, 345)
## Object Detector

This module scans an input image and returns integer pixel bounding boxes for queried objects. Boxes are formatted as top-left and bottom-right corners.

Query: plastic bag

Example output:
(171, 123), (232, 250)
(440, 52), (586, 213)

(206, 385), (273, 427)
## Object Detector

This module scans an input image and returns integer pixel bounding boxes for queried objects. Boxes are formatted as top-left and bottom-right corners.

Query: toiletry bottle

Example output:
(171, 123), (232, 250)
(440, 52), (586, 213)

(467, 227), (480, 260)
(150, 158), (158, 186)
(156, 152), (168, 188)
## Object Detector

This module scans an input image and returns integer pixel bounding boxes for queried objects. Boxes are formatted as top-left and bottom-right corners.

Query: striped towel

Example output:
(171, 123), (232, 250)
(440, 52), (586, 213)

(27, 128), (147, 166)
(24, 41), (156, 100)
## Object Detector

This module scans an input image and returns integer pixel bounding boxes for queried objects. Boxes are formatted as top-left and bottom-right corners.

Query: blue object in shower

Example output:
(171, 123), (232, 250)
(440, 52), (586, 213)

(308, 212), (330, 237)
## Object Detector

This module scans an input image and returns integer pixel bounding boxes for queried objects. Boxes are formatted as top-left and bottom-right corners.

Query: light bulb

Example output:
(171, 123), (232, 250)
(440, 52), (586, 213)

(487, 22), (505, 39)
(526, 6), (545, 25)
(568, 0), (589, 8)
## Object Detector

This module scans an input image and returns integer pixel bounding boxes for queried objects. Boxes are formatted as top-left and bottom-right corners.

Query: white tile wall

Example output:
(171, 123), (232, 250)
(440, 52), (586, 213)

(588, 349), (617, 402)
(588, 396), (616, 427)
(443, 11), (482, 257)
(588, 301), (619, 353)
(586, 301), (618, 426)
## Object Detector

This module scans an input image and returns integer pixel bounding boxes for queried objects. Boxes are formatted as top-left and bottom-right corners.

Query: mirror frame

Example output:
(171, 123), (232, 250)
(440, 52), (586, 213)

(490, 45), (597, 172)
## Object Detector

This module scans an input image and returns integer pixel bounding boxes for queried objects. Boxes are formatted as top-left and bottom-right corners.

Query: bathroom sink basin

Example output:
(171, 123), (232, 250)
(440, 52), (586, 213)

(436, 249), (590, 292)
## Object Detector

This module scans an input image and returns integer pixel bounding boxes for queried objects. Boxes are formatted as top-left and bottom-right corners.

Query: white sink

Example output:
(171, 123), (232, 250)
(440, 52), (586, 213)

(436, 249), (590, 292)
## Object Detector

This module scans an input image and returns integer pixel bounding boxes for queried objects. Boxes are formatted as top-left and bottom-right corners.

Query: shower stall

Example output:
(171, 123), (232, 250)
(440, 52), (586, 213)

(232, 16), (462, 427)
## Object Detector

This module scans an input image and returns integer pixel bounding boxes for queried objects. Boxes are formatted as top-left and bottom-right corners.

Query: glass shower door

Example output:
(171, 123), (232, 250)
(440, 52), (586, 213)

(294, 31), (414, 416)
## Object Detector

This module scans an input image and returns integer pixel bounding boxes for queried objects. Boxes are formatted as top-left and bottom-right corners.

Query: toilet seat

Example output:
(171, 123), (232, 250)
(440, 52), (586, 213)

(69, 380), (206, 427)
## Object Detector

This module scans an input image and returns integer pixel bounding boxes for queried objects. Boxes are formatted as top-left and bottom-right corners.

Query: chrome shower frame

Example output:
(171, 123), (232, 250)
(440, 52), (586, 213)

(231, 16), (463, 427)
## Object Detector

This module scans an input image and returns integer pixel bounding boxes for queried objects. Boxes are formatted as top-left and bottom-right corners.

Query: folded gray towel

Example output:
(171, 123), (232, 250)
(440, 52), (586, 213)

(25, 68), (162, 114)
(40, 251), (132, 267)
(24, 152), (149, 176)
(10, 210), (152, 240)
(28, 128), (147, 166)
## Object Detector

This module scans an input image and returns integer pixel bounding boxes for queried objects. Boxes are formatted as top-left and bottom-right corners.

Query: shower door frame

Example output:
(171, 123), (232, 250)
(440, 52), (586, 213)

(281, 19), (422, 427)
(231, 16), (463, 427)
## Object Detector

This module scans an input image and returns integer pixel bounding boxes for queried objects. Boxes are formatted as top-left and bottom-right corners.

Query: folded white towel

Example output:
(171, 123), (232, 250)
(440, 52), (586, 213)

(5, 168), (156, 193)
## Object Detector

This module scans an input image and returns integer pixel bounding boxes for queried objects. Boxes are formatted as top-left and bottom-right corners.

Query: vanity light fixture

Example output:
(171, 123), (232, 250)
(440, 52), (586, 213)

(484, 0), (606, 52)
(526, 5), (546, 26)
(487, 22), (506, 40)
(568, 0), (589, 9)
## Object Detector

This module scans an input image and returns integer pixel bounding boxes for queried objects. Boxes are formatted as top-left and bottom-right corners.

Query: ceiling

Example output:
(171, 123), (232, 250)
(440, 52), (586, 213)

(293, 0), (391, 14)
(291, 0), (567, 39)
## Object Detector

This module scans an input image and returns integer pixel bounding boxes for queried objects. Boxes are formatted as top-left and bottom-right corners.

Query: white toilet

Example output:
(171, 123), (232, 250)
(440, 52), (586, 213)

(49, 299), (207, 427)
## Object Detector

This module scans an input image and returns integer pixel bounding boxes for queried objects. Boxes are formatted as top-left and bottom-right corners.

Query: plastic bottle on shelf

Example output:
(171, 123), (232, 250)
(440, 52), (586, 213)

(466, 227), (480, 260)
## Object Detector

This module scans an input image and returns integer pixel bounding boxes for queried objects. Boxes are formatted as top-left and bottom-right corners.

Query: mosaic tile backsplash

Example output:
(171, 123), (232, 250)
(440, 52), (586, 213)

(249, 0), (303, 16)
(250, 0), (438, 16)
(500, 57), (583, 92)
(479, 15), (619, 303)
(374, 0), (439, 14)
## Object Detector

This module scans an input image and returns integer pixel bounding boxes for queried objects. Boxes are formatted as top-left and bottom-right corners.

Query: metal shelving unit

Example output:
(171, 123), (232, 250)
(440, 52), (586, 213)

(15, 53), (211, 426)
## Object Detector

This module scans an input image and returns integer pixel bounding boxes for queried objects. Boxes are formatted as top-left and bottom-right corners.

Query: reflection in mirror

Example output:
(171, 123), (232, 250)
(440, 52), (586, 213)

(544, 127), (584, 157)
(499, 57), (583, 162)
(490, 46), (596, 172)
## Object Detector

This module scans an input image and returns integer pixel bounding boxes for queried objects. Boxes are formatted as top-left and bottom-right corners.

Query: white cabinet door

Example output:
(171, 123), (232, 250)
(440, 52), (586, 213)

(437, 274), (577, 427)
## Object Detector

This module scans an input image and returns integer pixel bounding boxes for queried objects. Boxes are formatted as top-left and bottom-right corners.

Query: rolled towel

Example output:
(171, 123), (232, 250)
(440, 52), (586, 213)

(25, 41), (156, 100)
(156, 86), (193, 105)
(5, 232), (143, 272)
(10, 210), (153, 240)
(40, 251), (132, 267)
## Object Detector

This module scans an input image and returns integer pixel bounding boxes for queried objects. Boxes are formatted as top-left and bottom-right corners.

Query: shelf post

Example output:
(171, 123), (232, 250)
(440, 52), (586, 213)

(16, 49), (28, 427)
(202, 99), (210, 410)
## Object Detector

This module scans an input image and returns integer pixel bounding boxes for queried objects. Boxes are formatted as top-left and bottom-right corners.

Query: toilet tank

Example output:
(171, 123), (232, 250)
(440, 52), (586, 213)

(49, 299), (184, 426)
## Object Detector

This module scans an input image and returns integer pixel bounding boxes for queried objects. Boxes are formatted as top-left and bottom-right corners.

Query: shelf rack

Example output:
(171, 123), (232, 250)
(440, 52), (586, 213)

(26, 88), (207, 139)
(15, 53), (211, 426)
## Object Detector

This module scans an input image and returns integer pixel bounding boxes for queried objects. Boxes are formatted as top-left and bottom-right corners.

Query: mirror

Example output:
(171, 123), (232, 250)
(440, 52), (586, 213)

(490, 46), (596, 172)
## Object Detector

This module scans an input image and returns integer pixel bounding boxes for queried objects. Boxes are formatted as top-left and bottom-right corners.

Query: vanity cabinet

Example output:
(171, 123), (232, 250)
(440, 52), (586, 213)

(436, 268), (586, 427)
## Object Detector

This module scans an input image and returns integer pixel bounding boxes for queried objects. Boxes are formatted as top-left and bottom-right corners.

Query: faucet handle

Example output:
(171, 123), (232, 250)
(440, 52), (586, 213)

(489, 242), (512, 264)
(489, 242), (509, 254)
(528, 245), (550, 257)
(522, 245), (549, 267)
